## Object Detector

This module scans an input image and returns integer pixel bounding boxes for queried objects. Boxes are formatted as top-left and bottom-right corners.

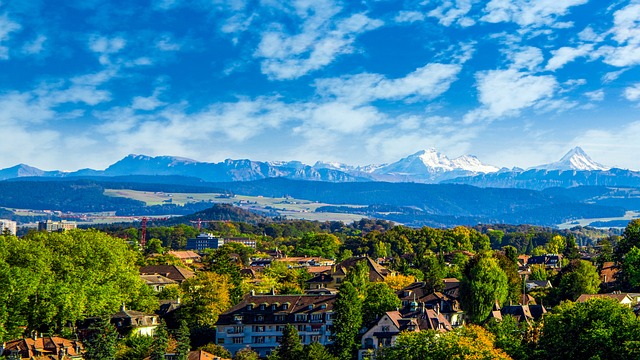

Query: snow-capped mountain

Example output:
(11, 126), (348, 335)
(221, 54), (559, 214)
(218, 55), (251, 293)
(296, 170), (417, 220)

(371, 149), (499, 183)
(532, 147), (610, 171)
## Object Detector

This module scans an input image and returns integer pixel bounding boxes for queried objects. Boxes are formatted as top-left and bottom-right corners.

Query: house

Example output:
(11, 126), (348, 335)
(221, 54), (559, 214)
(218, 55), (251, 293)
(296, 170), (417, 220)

(167, 250), (201, 265)
(157, 299), (182, 329)
(576, 293), (635, 307)
(358, 309), (451, 360)
(500, 304), (547, 324)
(527, 254), (562, 269)
(397, 281), (464, 328)
(1, 334), (84, 359)
(141, 274), (178, 292)
(600, 262), (618, 288)
(139, 265), (195, 284)
(525, 280), (553, 291)
(187, 350), (230, 360)
(215, 293), (337, 358)
(306, 256), (395, 290)
(110, 304), (159, 336)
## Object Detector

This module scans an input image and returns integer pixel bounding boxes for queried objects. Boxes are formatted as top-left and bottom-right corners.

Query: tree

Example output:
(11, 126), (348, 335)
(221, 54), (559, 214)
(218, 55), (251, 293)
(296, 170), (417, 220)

(180, 272), (231, 327)
(304, 342), (337, 360)
(234, 348), (259, 360)
(331, 281), (363, 360)
(145, 238), (164, 255)
(485, 315), (530, 360)
(528, 264), (547, 281)
(460, 252), (509, 323)
(377, 325), (512, 360)
(271, 324), (303, 360)
(495, 252), (522, 305)
(421, 254), (445, 293)
(556, 260), (600, 301)
(539, 297), (640, 359)
(175, 320), (190, 360)
(616, 219), (640, 261)
(151, 320), (169, 360)
(546, 235), (566, 254)
(84, 317), (118, 360)
(502, 246), (518, 264)
(197, 344), (232, 358)
(362, 282), (401, 329)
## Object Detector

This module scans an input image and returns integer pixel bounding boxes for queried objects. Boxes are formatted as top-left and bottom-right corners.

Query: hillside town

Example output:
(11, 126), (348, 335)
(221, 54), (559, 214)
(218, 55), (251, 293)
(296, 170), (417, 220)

(1, 216), (640, 360)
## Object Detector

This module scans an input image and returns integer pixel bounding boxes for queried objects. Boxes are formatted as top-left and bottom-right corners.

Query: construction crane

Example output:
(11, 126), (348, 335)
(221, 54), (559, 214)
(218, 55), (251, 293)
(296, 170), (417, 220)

(140, 217), (148, 248)
(190, 218), (204, 231)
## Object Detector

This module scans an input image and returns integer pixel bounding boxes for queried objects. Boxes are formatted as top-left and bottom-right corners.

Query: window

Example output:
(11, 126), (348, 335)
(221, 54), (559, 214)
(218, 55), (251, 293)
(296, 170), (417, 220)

(283, 303), (289, 310)
(275, 325), (285, 332)
(228, 326), (244, 334)
(253, 336), (266, 344)
(232, 337), (244, 344)
(275, 315), (286, 322)
(310, 335), (322, 343)
(310, 313), (322, 322)
(325, 313), (333, 321)
(381, 326), (390, 332)
(297, 325), (306, 332)
(295, 314), (307, 322)
(217, 338), (225, 344)
(254, 326), (265, 332)
(234, 315), (243, 323)
(254, 315), (264, 322)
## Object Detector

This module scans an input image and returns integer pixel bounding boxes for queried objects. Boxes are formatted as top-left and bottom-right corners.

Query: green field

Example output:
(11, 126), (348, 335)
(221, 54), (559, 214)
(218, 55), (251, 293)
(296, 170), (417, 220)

(103, 189), (366, 223)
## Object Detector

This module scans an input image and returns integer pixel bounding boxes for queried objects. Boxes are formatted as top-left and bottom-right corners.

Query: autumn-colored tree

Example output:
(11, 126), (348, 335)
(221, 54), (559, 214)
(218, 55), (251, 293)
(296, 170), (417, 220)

(179, 272), (231, 327)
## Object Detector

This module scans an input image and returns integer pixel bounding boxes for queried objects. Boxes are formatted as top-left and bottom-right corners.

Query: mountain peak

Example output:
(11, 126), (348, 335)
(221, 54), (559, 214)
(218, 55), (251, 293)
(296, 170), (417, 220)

(533, 147), (609, 171)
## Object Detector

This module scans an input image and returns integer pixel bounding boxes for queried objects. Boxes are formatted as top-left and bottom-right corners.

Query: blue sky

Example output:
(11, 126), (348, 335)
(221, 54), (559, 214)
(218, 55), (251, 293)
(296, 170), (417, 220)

(2, 0), (640, 171)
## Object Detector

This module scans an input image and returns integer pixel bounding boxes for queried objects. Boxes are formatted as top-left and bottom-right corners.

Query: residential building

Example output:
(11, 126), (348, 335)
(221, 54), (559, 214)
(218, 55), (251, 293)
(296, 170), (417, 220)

(0, 219), (16, 235)
(398, 281), (465, 328)
(38, 220), (77, 232)
(140, 274), (178, 292)
(527, 254), (562, 269)
(1, 334), (84, 359)
(600, 261), (618, 288)
(576, 293), (636, 307)
(139, 265), (195, 284)
(186, 233), (224, 251)
(275, 256), (335, 267)
(215, 293), (337, 357)
(167, 250), (202, 265)
(110, 304), (159, 337)
(307, 256), (395, 290)
(525, 280), (553, 291)
(491, 304), (547, 324)
(224, 237), (256, 249)
(359, 309), (451, 360)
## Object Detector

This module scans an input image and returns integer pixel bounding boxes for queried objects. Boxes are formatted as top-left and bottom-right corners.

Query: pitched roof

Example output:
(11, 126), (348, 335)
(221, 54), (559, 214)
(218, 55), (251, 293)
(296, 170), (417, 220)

(188, 350), (229, 360)
(167, 250), (201, 260)
(139, 265), (195, 282)
(141, 274), (178, 285)
(216, 294), (337, 325)
(2, 336), (83, 359)
(576, 293), (633, 304)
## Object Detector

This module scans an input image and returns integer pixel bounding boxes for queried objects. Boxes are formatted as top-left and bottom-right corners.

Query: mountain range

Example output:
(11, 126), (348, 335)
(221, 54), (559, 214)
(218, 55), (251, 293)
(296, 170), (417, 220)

(2, 147), (638, 190)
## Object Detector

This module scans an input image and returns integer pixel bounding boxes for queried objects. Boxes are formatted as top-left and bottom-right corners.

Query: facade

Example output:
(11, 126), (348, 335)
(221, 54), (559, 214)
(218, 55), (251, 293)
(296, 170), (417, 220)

(140, 274), (178, 292)
(110, 304), (159, 337)
(398, 281), (465, 328)
(38, 220), (77, 232)
(1, 335), (84, 359)
(359, 309), (451, 360)
(186, 233), (224, 251)
(527, 254), (562, 269)
(224, 237), (256, 249)
(215, 293), (337, 357)
(307, 256), (395, 290)
(0, 218), (17, 235)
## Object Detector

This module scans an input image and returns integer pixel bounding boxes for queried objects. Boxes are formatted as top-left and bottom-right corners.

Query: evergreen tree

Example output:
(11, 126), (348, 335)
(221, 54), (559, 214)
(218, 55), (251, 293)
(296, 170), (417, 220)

(84, 317), (118, 360)
(151, 320), (169, 360)
(331, 281), (363, 360)
(305, 342), (337, 360)
(422, 254), (445, 293)
(175, 320), (191, 360)
(272, 324), (303, 360)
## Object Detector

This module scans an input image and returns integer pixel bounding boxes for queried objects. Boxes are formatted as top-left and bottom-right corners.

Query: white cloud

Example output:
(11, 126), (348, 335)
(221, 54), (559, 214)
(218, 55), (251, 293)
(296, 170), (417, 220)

(507, 46), (544, 71)
(625, 83), (640, 101)
(22, 34), (47, 55)
(572, 122), (640, 170)
(545, 44), (594, 71)
(394, 11), (425, 23)
(481, 0), (588, 28)
(314, 63), (462, 105)
(585, 89), (605, 102)
(599, 3), (640, 67)
(255, 0), (383, 80)
(88, 35), (127, 65)
(428, 0), (477, 27)
(156, 35), (181, 51)
(602, 68), (627, 83)
(0, 13), (21, 59)
(464, 69), (557, 123)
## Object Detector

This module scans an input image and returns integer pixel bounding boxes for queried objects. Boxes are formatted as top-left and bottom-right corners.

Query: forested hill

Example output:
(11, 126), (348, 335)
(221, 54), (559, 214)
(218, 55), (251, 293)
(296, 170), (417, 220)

(165, 204), (272, 225)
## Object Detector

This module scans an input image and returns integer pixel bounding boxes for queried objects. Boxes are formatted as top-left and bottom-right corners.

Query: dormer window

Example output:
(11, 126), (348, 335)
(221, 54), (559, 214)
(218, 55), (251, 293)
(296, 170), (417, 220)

(283, 303), (290, 310)
(320, 303), (327, 309)
(259, 304), (266, 310)
(308, 304), (314, 310)
(247, 303), (254, 311)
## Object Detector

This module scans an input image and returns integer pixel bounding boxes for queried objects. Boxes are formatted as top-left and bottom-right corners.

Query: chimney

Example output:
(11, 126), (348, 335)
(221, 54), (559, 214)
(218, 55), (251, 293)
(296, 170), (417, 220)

(250, 289), (255, 296)
(121, 303), (126, 312)
(176, 296), (181, 305)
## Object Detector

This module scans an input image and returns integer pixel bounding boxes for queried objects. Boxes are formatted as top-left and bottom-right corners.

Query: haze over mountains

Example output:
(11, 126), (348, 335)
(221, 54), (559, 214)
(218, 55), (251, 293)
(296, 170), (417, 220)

(1, 147), (637, 189)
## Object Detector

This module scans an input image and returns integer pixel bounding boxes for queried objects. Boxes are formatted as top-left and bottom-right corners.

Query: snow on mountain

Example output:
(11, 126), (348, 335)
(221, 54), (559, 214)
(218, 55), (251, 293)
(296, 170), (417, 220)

(312, 161), (355, 172)
(375, 149), (499, 175)
(532, 147), (610, 171)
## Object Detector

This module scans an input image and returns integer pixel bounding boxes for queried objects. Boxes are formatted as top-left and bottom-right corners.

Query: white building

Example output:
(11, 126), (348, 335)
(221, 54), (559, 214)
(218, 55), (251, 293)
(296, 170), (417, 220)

(0, 219), (17, 235)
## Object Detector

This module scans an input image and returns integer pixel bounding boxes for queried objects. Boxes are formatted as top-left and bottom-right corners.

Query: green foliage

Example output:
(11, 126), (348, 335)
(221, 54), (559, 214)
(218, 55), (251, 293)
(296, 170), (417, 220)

(528, 264), (548, 281)
(145, 238), (164, 255)
(116, 334), (154, 360)
(494, 252), (522, 305)
(362, 282), (401, 329)
(485, 316), (530, 360)
(197, 343), (232, 358)
(620, 246), (640, 290)
(377, 325), (512, 360)
(179, 272), (231, 328)
(261, 261), (311, 294)
(332, 281), (363, 360)
(0, 230), (156, 339)
(234, 348), (260, 360)
(502, 246), (518, 264)
(539, 298), (640, 359)
(296, 233), (341, 259)
(271, 324), (303, 360)
(546, 235), (566, 254)
(304, 342), (337, 360)
(151, 321), (169, 360)
(616, 219), (640, 261)
(556, 260), (601, 301)
(175, 320), (190, 360)
(421, 254), (445, 293)
(460, 252), (509, 323)
(84, 317), (118, 360)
